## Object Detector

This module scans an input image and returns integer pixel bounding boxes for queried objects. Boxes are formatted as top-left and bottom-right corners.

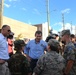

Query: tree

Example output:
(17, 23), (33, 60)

(15, 33), (23, 40)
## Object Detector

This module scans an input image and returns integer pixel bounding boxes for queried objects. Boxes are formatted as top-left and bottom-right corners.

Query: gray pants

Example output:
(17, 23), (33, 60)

(0, 62), (10, 75)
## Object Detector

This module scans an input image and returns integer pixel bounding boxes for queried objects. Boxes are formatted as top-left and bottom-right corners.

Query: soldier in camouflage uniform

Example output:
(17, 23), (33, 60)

(8, 40), (32, 75)
(33, 39), (65, 75)
(61, 30), (76, 75)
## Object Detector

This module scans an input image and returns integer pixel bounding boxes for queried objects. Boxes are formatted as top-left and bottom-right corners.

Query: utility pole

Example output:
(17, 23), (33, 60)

(0, 0), (3, 28)
(46, 0), (50, 35)
(75, 26), (76, 36)
(62, 13), (65, 30)
(71, 21), (72, 33)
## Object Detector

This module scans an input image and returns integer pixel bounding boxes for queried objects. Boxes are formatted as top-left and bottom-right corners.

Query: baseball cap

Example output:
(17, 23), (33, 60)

(60, 29), (70, 36)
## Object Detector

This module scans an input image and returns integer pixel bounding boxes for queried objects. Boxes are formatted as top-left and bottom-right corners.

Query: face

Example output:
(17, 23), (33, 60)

(47, 45), (51, 52)
(22, 46), (25, 51)
(71, 38), (75, 43)
(35, 33), (42, 42)
(61, 35), (66, 44)
(2, 26), (11, 37)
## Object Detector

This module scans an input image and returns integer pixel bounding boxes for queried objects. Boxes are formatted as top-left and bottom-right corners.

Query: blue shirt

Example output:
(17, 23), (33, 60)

(0, 33), (9, 60)
(24, 39), (47, 59)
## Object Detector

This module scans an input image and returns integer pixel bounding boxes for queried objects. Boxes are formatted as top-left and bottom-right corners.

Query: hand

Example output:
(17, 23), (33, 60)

(27, 56), (31, 62)
(63, 73), (68, 75)
(0, 59), (5, 64)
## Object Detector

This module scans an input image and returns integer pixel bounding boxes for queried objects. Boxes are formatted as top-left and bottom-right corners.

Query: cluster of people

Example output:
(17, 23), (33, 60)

(0, 24), (76, 75)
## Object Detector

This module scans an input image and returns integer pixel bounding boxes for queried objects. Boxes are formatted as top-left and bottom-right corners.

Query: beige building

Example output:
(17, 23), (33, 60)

(0, 0), (3, 28)
(2, 16), (37, 39)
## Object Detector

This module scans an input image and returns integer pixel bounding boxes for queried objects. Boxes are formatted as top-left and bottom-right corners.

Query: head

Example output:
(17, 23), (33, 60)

(7, 32), (14, 39)
(24, 38), (30, 44)
(60, 29), (71, 44)
(14, 40), (26, 52)
(1, 25), (11, 37)
(70, 34), (75, 43)
(47, 39), (60, 53)
(35, 31), (42, 42)
(45, 35), (55, 42)
(54, 34), (59, 40)
(0, 29), (1, 33)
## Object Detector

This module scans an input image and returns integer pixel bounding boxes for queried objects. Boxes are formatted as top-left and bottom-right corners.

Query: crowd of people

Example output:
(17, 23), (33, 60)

(0, 24), (76, 75)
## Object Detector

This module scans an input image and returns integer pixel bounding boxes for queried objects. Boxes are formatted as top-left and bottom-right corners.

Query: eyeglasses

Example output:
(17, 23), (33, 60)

(7, 30), (11, 32)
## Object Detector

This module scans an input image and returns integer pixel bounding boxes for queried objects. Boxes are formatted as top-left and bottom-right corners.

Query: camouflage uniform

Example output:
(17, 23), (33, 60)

(60, 30), (76, 75)
(8, 40), (31, 75)
(34, 39), (65, 75)
(63, 42), (76, 75)
(8, 52), (32, 75)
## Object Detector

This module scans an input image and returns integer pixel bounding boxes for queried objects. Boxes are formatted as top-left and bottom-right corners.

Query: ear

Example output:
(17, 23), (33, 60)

(48, 45), (51, 49)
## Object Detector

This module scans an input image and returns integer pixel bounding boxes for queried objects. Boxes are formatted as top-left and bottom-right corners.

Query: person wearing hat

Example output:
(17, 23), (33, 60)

(60, 29), (76, 75)
(8, 40), (32, 75)
(33, 39), (65, 75)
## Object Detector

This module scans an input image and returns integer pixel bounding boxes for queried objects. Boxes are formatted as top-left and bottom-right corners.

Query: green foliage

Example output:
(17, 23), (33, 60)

(15, 33), (23, 40)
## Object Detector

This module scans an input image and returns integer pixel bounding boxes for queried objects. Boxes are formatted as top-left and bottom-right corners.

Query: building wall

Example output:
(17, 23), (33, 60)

(34, 24), (42, 31)
(3, 16), (37, 39)
(42, 22), (48, 40)
(0, 0), (3, 28)
(34, 22), (48, 40)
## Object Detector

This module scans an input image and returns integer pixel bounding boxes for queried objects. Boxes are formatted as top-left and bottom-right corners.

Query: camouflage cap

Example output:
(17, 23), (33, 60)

(48, 39), (59, 48)
(60, 29), (70, 36)
(14, 39), (25, 46)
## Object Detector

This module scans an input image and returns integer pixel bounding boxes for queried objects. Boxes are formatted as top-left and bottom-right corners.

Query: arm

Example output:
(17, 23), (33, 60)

(24, 42), (31, 62)
(64, 60), (74, 75)
(64, 46), (75, 75)
(44, 42), (48, 54)
(24, 53), (31, 62)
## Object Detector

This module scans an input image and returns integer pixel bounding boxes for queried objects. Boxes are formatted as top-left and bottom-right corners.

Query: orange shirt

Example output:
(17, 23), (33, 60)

(8, 38), (13, 54)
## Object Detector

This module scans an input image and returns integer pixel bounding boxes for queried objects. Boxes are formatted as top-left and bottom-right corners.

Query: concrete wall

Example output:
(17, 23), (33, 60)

(0, 0), (3, 28)
(3, 16), (37, 39)
(34, 22), (48, 40)
(42, 22), (48, 40)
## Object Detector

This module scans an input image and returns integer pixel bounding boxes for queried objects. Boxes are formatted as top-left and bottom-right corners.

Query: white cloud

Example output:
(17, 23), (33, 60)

(22, 8), (26, 11)
(4, 3), (11, 8)
(63, 23), (75, 34)
(33, 8), (41, 15)
(61, 8), (70, 14)
(9, 0), (12, 1)
(9, 0), (18, 2)
(52, 30), (58, 34)
(53, 22), (76, 34)
(54, 22), (63, 27)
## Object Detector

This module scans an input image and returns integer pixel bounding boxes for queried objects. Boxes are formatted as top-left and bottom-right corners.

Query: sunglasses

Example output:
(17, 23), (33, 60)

(8, 30), (11, 32)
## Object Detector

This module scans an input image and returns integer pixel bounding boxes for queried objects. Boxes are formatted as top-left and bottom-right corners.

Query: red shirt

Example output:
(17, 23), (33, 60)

(8, 38), (13, 54)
